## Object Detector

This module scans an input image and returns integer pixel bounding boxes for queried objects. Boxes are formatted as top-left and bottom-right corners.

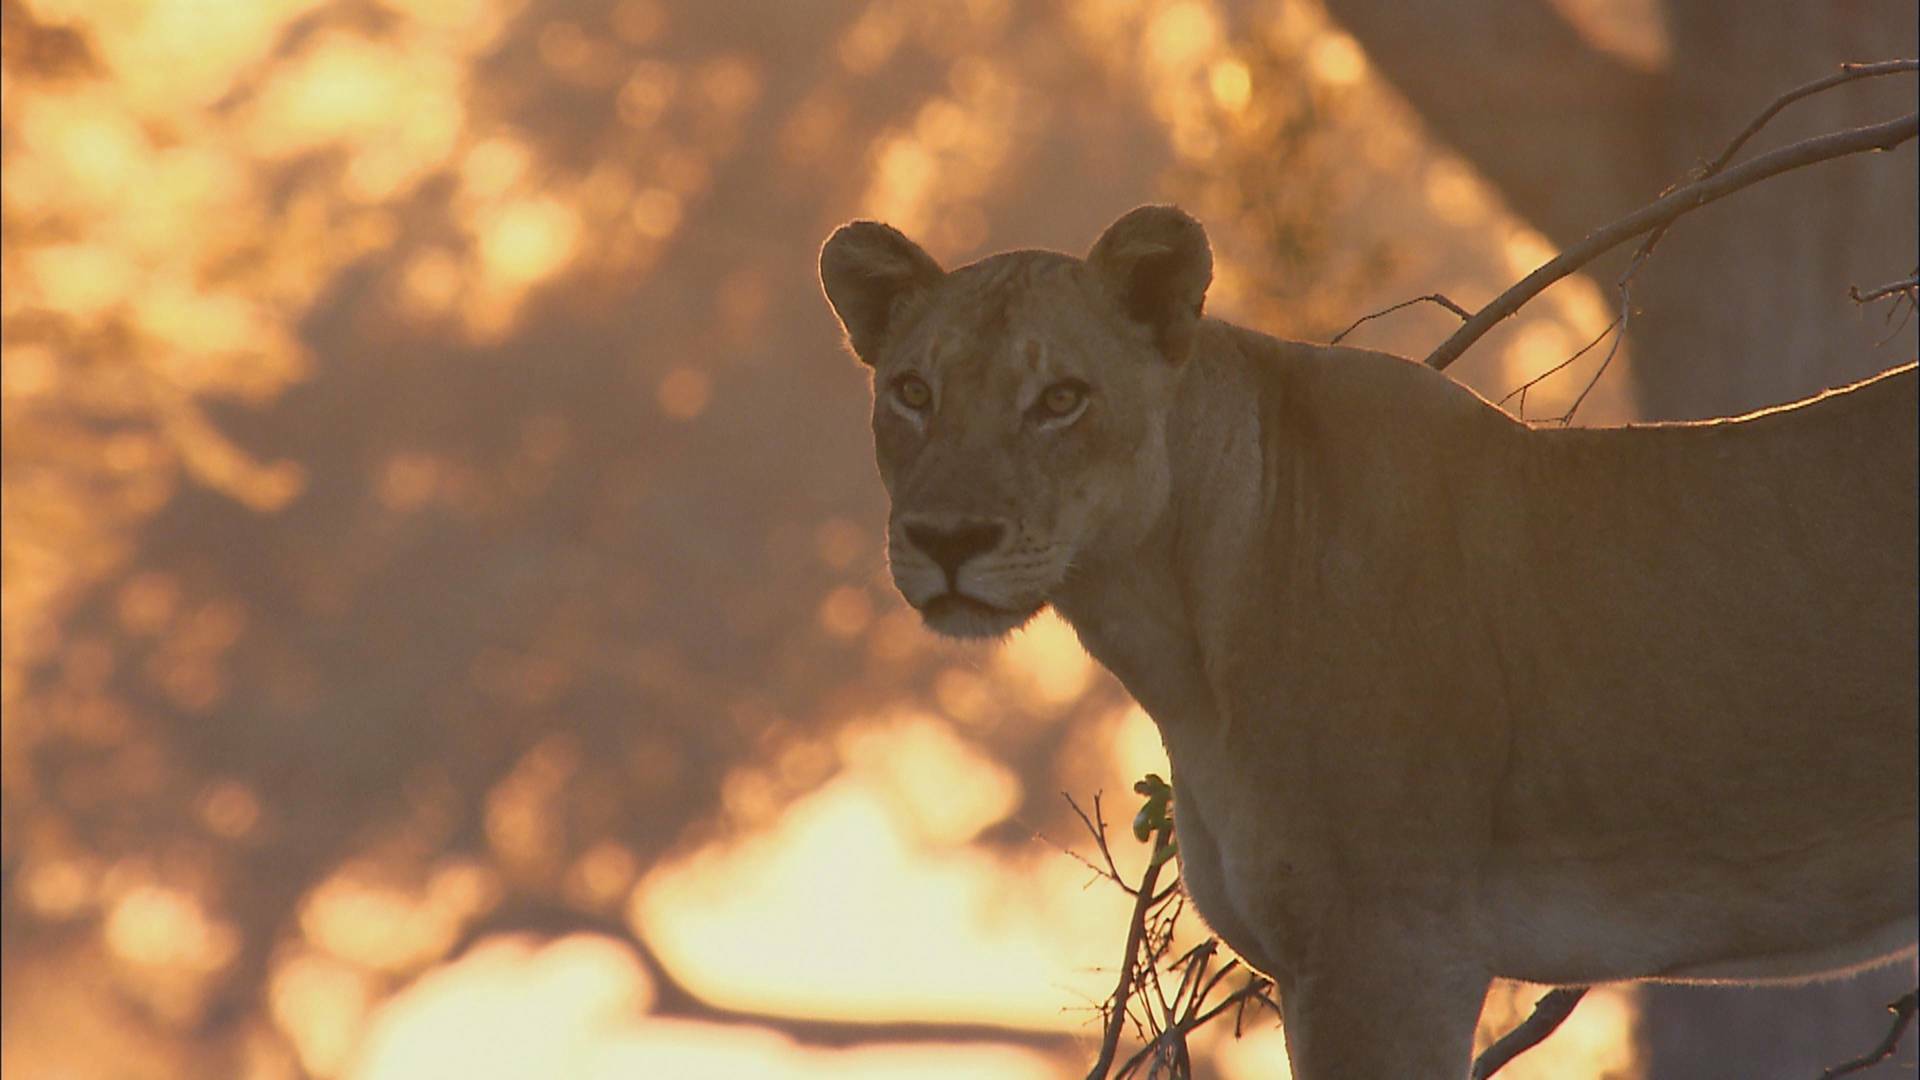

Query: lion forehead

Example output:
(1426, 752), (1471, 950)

(901, 252), (1114, 371)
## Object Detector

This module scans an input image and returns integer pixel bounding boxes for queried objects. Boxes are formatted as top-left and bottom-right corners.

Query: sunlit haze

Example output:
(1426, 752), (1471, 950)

(0, 0), (1672, 1076)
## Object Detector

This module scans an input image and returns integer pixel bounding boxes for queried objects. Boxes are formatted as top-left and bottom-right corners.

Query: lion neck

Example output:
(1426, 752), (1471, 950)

(1050, 329), (1269, 741)
(1051, 525), (1211, 730)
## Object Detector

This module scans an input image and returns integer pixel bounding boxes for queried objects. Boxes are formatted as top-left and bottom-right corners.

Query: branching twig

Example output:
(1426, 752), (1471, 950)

(1849, 273), (1919, 306)
(1115, 974), (1281, 1079)
(1498, 316), (1621, 416)
(1631, 60), (1920, 276)
(1329, 293), (1470, 345)
(1084, 811), (1180, 1079)
(1706, 60), (1917, 180)
(1849, 268), (1918, 345)
(1074, 778), (1284, 1080)
(1065, 792), (1136, 895)
(1471, 987), (1590, 1079)
(1491, 63), (1918, 420)
(1819, 988), (1919, 1079)
(1550, 248), (1642, 425)
(1424, 109), (1918, 372)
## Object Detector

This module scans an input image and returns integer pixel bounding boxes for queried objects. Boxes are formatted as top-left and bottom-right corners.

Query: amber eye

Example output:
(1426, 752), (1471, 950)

(894, 374), (932, 410)
(1038, 380), (1087, 418)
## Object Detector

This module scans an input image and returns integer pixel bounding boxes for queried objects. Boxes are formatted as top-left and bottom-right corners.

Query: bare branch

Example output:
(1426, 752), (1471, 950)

(1424, 109), (1919, 372)
(1085, 818), (1178, 1080)
(1849, 274), (1919, 306)
(1329, 293), (1470, 345)
(1471, 987), (1589, 1079)
(1622, 62), (1919, 326)
(1819, 988), (1919, 1080)
(1115, 975), (1280, 1080)
(1064, 791), (1135, 894)
(1184, 976), (1280, 1037)
(1708, 60), (1918, 180)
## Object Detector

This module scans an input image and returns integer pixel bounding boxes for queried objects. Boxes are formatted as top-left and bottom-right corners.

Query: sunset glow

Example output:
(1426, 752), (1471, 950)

(2, 0), (1670, 1075)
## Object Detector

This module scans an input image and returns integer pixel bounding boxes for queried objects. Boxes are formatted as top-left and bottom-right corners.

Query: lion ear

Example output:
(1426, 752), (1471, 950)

(819, 221), (945, 365)
(1087, 205), (1212, 364)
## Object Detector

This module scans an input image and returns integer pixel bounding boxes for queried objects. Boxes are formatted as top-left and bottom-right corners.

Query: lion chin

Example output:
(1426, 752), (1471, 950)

(917, 593), (1044, 640)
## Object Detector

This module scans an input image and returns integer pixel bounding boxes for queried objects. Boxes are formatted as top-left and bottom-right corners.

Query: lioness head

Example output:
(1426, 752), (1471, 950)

(819, 205), (1213, 639)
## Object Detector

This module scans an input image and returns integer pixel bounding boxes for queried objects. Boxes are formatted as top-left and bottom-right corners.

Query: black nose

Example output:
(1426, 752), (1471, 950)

(903, 520), (1006, 581)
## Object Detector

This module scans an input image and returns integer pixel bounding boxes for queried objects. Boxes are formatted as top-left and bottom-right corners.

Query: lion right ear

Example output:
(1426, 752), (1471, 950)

(819, 221), (945, 365)
(1087, 205), (1212, 364)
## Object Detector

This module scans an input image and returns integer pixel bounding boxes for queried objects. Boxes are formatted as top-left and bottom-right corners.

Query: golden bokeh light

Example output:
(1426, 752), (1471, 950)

(1209, 57), (1254, 113)
(273, 951), (378, 1077)
(359, 933), (1061, 1080)
(837, 712), (1021, 846)
(196, 779), (263, 839)
(1477, 985), (1640, 1080)
(301, 868), (471, 974)
(995, 609), (1096, 708)
(817, 585), (875, 638)
(630, 712), (1138, 1032)
(1425, 158), (1495, 225)
(479, 196), (584, 288)
(655, 366), (713, 420)
(812, 517), (868, 570)
(1307, 30), (1367, 86)
(933, 666), (995, 728)
(630, 187), (685, 239)
(2, 0), (1669, 1074)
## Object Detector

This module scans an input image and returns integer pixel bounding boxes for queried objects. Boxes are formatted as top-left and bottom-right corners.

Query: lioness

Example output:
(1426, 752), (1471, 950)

(818, 205), (1918, 1078)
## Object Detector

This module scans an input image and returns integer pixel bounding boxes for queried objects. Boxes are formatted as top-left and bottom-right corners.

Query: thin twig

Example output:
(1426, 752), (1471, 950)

(1708, 60), (1917, 179)
(1848, 267), (1918, 345)
(1850, 274), (1920, 305)
(1065, 792), (1136, 894)
(1085, 819), (1178, 1080)
(1192, 956), (1243, 1019)
(1478, 59), (1917, 416)
(1819, 988), (1919, 1079)
(1115, 975), (1280, 1080)
(1471, 987), (1589, 1079)
(1184, 976), (1279, 1035)
(1424, 110), (1919, 372)
(1548, 245), (1648, 425)
(1329, 293), (1471, 345)
(1497, 316), (1622, 413)
(1631, 61), (1920, 270)
(1556, 304), (1626, 424)
(1874, 296), (1917, 345)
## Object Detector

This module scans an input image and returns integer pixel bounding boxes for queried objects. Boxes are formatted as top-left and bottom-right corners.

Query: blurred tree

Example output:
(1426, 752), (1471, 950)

(0, 1), (1187, 1075)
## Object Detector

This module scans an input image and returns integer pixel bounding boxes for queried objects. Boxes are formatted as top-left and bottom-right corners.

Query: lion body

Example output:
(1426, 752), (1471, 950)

(820, 208), (1919, 1077)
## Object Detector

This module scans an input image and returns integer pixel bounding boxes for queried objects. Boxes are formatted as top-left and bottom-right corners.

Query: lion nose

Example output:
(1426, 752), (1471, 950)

(903, 519), (1006, 581)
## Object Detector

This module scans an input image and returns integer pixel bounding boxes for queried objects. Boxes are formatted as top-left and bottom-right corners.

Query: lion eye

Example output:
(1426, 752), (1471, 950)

(1038, 380), (1087, 419)
(893, 374), (933, 411)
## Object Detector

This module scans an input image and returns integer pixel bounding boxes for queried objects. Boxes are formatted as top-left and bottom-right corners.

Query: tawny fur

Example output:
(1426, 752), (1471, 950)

(820, 206), (1918, 1079)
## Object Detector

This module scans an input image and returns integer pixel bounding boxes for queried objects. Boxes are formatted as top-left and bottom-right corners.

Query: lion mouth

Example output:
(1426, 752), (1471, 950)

(918, 592), (1045, 639)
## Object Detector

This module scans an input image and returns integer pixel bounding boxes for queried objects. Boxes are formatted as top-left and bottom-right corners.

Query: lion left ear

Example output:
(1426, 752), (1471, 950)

(820, 221), (945, 366)
(1087, 205), (1212, 364)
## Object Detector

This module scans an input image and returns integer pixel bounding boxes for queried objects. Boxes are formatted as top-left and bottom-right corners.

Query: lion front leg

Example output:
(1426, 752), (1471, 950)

(1271, 922), (1491, 1080)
